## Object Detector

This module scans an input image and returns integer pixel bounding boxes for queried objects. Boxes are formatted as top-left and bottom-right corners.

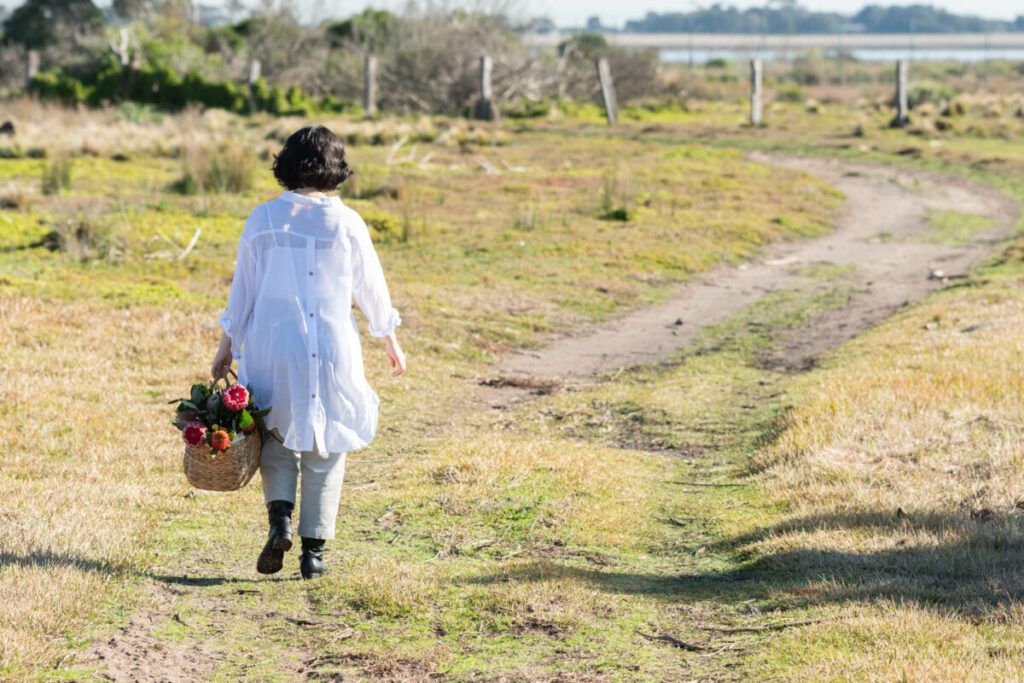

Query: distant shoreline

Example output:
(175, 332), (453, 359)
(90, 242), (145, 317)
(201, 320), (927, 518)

(522, 32), (1024, 52)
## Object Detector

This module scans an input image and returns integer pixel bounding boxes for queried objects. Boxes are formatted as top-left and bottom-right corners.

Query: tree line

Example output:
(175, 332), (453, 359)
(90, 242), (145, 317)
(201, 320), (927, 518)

(622, 3), (1024, 34)
(0, 0), (662, 115)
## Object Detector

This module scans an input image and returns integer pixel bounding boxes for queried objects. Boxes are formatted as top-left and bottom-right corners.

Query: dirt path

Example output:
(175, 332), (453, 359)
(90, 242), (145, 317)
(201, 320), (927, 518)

(486, 155), (1017, 402)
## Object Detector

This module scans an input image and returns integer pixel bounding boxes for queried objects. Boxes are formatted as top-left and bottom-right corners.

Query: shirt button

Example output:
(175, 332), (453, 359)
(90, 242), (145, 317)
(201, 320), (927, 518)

(309, 271), (314, 276)
(309, 313), (314, 318)
(312, 353), (316, 358)
(311, 394), (316, 398)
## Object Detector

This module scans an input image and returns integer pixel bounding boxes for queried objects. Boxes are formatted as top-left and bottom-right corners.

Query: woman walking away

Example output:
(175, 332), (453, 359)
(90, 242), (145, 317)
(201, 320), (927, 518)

(211, 125), (406, 579)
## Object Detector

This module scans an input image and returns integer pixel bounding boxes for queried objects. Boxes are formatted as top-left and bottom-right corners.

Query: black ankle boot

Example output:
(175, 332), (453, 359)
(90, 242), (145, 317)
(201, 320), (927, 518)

(256, 500), (294, 575)
(299, 537), (328, 580)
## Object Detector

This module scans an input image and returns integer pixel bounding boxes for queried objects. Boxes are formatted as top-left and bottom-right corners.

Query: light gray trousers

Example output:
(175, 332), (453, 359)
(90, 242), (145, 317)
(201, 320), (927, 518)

(260, 431), (347, 540)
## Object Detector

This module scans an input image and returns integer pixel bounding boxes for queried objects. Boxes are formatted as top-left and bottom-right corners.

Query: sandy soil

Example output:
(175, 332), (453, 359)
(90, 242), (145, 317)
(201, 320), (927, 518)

(485, 155), (1018, 404)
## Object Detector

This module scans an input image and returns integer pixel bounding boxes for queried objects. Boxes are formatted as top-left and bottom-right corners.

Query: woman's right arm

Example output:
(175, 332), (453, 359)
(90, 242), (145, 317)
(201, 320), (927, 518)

(214, 230), (257, 378)
(211, 332), (233, 379)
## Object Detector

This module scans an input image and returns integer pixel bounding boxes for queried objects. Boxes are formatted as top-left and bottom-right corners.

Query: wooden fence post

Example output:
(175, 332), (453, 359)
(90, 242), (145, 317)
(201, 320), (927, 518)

(473, 55), (497, 121)
(750, 58), (763, 126)
(596, 58), (617, 125)
(364, 54), (378, 118)
(892, 59), (909, 127)
(25, 50), (39, 90)
(246, 59), (261, 114)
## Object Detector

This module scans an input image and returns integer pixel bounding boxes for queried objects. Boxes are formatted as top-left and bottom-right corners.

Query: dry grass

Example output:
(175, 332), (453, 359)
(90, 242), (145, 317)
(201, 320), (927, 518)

(0, 296), (216, 673)
(764, 288), (1024, 517)
(738, 272), (1024, 678)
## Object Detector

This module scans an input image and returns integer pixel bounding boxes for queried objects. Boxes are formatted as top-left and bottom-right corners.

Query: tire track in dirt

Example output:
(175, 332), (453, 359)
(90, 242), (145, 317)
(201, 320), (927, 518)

(484, 155), (1018, 404)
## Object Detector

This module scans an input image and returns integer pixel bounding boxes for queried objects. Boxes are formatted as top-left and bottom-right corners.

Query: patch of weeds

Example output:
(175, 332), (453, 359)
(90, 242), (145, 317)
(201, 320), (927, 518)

(173, 144), (252, 194)
(42, 207), (124, 263)
(794, 262), (857, 281)
(41, 153), (72, 195)
(692, 284), (858, 360)
(599, 168), (632, 222)
(513, 196), (545, 231)
(341, 166), (403, 201)
(925, 208), (995, 245)
(114, 102), (164, 125)
(0, 144), (45, 159)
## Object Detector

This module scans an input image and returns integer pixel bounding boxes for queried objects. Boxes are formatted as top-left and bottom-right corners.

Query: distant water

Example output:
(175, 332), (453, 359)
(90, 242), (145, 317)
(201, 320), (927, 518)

(661, 48), (1024, 63)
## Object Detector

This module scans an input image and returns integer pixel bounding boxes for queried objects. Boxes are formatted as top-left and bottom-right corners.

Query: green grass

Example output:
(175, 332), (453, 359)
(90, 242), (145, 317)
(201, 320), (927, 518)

(6, 97), (1024, 680)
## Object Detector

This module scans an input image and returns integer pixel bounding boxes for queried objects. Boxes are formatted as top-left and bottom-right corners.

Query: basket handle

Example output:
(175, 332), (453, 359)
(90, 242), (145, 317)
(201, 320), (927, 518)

(213, 368), (239, 390)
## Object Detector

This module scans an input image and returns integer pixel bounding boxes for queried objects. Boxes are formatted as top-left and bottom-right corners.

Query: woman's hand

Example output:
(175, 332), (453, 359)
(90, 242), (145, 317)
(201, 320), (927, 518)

(384, 333), (406, 377)
(211, 332), (233, 380)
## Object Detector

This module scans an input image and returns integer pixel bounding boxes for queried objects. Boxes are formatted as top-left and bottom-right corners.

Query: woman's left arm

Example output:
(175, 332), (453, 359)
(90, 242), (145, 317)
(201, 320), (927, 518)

(351, 215), (405, 375)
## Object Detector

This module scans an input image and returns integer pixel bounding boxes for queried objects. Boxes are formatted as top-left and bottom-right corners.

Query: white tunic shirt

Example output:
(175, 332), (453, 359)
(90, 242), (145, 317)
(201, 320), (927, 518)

(218, 191), (401, 455)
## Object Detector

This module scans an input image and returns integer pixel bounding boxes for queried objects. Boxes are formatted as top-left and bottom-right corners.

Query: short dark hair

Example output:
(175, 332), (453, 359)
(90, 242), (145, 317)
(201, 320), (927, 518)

(272, 125), (353, 191)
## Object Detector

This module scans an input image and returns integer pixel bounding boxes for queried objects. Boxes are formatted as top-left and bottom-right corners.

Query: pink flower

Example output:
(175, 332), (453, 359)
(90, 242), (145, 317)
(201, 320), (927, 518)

(182, 421), (207, 448)
(222, 384), (250, 412)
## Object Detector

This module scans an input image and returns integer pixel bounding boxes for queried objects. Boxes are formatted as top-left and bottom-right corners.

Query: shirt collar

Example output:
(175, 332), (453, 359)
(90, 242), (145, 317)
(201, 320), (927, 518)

(280, 191), (342, 207)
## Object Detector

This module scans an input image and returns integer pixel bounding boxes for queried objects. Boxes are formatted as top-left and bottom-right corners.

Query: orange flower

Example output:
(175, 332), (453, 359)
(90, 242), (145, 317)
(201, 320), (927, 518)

(210, 429), (231, 451)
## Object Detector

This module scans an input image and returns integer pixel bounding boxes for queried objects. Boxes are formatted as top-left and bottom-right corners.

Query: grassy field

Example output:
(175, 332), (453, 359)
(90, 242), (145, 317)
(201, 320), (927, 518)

(2, 90), (1024, 680)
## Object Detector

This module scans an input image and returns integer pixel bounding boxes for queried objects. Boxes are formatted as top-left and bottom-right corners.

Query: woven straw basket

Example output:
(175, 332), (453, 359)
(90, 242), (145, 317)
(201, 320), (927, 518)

(183, 431), (261, 491)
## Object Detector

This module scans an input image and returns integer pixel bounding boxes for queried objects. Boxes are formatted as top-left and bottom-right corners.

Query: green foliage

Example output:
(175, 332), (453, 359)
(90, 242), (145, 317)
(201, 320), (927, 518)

(501, 98), (553, 119)
(775, 84), (805, 103)
(326, 8), (398, 51)
(1, 0), (104, 48)
(173, 381), (270, 446)
(30, 71), (90, 105)
(908, 80), (959, 109)
(360, 207), (404, 242)
(558, 32), (608, 59)
(28, 51), (318, 116)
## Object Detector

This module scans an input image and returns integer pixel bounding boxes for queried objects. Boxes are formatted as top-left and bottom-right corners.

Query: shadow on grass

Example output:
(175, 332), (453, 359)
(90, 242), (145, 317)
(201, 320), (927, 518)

(0, 549), (294, 585)
(461, 509), (1024, 614)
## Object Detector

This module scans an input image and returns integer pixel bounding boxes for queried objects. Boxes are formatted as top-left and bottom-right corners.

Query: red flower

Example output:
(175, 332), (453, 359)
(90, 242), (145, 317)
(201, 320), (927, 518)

(182, 421), (207, 448)
(210, 430), (231, 451)
(222, 384), (250, 412)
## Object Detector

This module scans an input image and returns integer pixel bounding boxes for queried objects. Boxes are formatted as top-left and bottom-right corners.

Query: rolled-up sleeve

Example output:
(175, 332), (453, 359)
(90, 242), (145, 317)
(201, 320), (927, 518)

(218, 234), (257, 357)
(350, 215), (401, 337)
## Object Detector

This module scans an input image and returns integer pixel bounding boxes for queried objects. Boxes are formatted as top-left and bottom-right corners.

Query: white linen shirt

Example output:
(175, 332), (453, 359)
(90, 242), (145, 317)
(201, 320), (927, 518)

(218, 191), (401, 455)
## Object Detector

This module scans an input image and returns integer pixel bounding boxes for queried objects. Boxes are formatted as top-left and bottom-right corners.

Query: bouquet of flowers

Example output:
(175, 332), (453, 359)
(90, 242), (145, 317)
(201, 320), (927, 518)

(171, 376), (271, 455)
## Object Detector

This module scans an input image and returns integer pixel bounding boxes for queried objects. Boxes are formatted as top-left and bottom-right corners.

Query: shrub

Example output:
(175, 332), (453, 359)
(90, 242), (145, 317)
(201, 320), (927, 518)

(44, 207), (123, 263)
(908, 80), (958, 109)
(174, 145), (253, 194)
(775, 84), (804, 103)
(41, 154), (72, 195)
(360, 206), (403, 242)
(30, 71), (91, 105)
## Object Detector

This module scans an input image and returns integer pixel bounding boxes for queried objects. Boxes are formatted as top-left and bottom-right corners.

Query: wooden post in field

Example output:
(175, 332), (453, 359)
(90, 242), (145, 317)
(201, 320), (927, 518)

(246, 59), (261, 114)
(364, 54), (378, 118)
(596, 57), (617, 125)
(473, 55), (497, 121)
(892, 59), (909, 127)
(750, 58), (763, 126)
(26, 50), (39, 89)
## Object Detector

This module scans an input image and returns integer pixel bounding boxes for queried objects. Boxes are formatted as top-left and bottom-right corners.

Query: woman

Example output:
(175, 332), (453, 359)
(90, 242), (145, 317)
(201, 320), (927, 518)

(211, 125), (406, 579)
